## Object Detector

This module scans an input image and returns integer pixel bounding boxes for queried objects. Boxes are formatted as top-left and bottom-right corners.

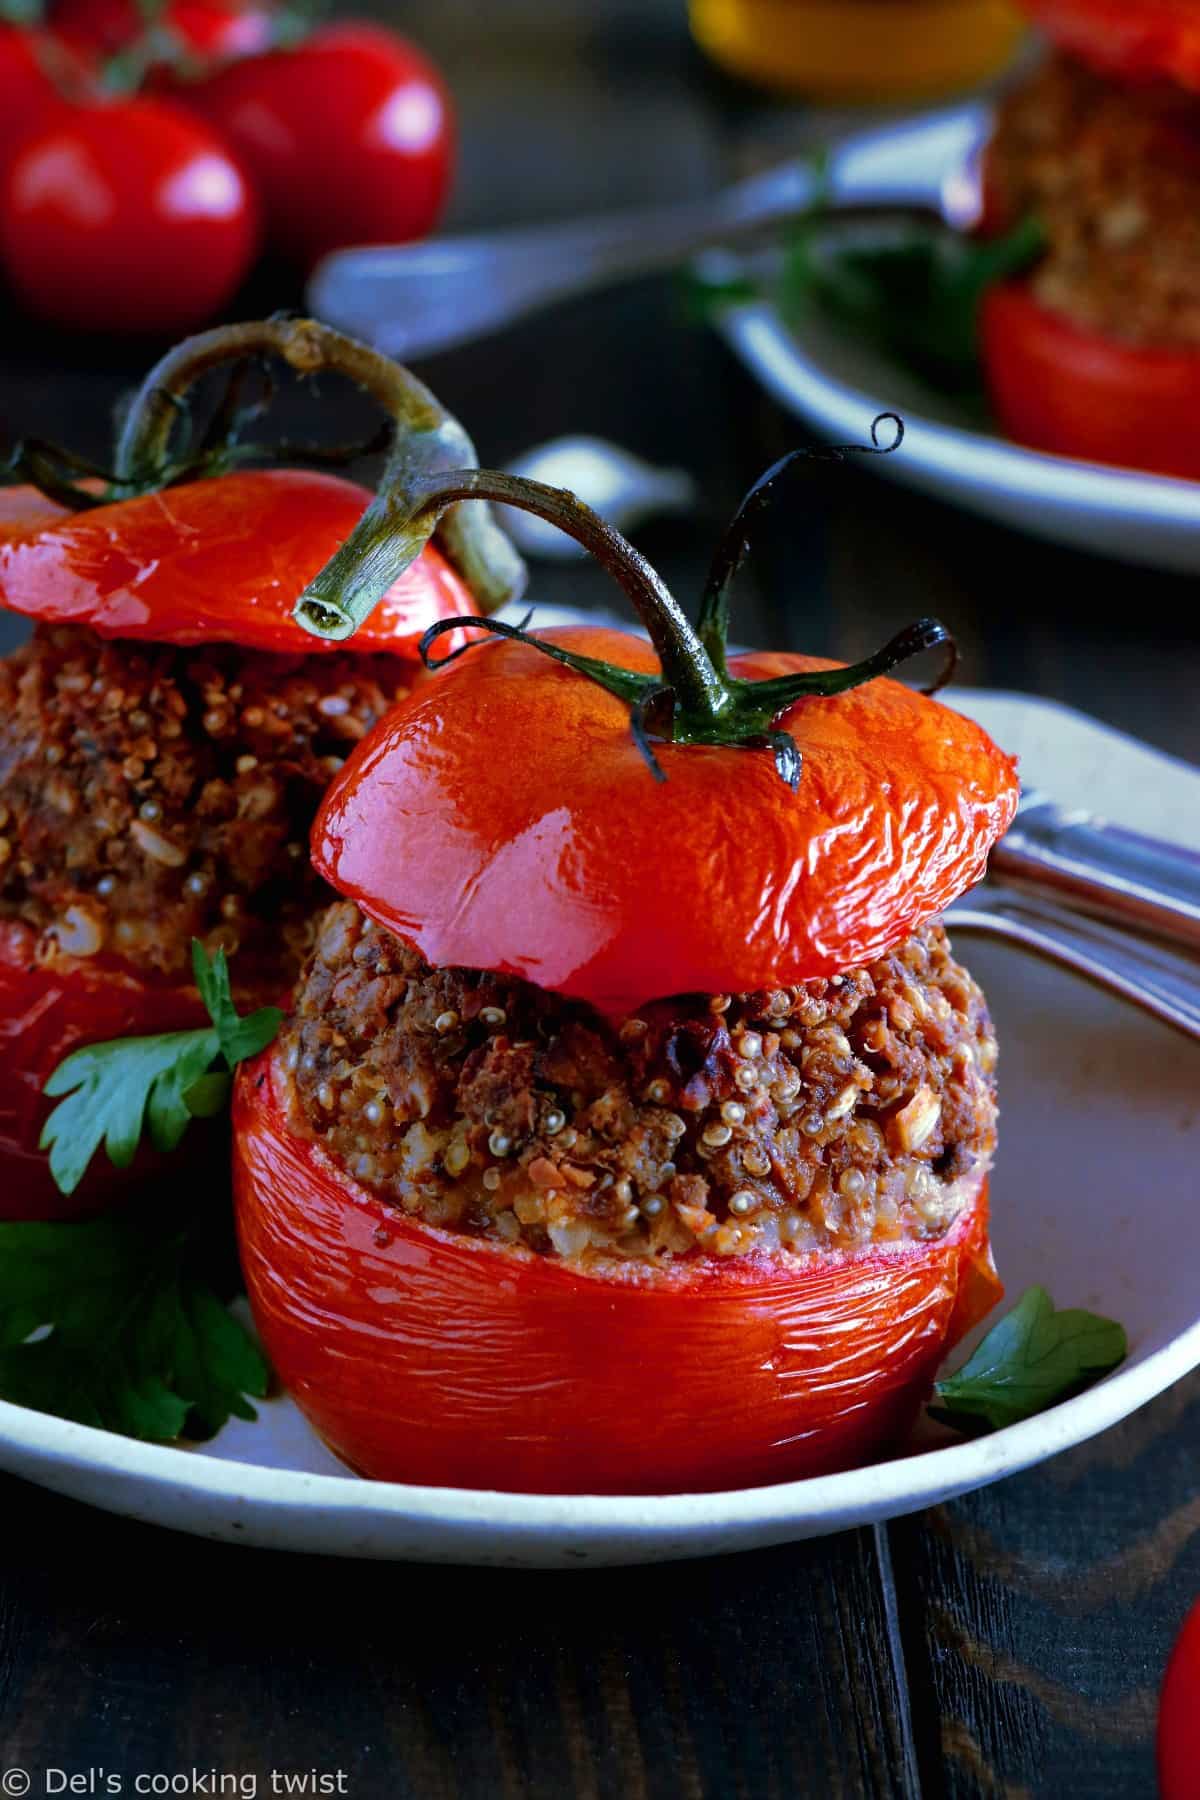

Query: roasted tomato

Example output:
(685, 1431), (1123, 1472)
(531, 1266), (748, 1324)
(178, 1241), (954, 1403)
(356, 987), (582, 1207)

(1019, 0), (1200, 90)
(980, 280), (1200, 479)
(234, 416), (1017, 1493)
(0, 317), (520, 1221)
(235, 1046), (1000, 1494)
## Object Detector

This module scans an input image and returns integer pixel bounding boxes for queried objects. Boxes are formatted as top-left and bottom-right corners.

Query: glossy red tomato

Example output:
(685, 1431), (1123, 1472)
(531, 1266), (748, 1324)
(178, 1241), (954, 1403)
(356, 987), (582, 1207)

(1020, 0), (1200, 90)
(234, 1046), (1002, 1493)
(0, 26), (81, 169)
(184, 23), (452, 267)
(1158, 1596), (1200, 1798)
(52, 0), (275, 64)
(981, 281), (1200, 480)
(0, 471), (477, 655)
(0, 96), (259, 334)
(313, 625), (1020, 1017)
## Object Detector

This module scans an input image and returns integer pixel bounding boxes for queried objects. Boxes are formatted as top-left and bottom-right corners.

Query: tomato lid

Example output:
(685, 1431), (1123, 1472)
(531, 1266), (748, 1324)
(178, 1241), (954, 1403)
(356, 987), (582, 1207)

(0, 470), (475, 656)
(1020, 0), (1200, 89)
(0, 316), (527, 659)
(312, 625), (1019, 1015)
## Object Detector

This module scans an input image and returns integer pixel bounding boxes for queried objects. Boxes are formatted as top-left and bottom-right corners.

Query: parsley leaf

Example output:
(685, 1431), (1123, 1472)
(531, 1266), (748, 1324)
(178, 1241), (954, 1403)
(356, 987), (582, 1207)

(0, 1207), (268, 1440)
(40, 941), (283, 1195)
(190, 940), (281, 1067)
(929, 1286), (1128, 1436)
(781, 212), (1045, 387)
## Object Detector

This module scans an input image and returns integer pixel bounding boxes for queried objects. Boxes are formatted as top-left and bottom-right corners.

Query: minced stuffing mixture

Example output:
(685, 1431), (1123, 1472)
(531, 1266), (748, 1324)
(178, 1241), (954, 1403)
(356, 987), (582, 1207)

(280, 901), (998, 1265)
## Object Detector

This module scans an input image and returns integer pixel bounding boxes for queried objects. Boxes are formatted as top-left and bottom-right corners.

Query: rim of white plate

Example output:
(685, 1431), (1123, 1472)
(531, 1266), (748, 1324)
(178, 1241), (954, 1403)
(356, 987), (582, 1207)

(1, 1302), (1197, 1537)
(721, 300), (1200, 527)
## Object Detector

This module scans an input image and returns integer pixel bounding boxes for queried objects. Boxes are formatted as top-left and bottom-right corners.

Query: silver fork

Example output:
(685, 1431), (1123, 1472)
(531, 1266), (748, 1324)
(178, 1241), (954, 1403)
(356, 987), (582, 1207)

(307, 103), (990, 360)
(947, 890), (1200, 1043)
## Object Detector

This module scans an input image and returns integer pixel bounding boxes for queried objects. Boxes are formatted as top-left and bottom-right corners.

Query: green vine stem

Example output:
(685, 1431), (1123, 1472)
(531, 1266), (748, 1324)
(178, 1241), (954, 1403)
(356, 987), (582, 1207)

(113, 317), (527, 618)
(296, 412), (955, 788)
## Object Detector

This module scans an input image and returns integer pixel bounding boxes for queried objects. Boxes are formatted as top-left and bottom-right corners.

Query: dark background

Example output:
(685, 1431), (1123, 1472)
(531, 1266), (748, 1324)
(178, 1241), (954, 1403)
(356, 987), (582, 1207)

(2, 2), (1199, 1795)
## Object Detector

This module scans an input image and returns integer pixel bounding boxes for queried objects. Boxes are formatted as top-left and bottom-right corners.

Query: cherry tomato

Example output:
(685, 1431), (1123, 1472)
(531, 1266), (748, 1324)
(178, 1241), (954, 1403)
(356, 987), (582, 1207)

(980, 280), (1200, 480)
(0, 96), (259, 334)
(1159, 1596), (1200, 1799)
(0, 26), (80, 169)
(185, 23), (452, 268)
(52, 0), (276, 64)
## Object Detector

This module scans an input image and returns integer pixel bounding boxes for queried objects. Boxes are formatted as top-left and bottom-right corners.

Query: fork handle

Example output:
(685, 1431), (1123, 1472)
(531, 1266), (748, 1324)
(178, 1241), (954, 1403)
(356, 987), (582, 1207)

(990, 795), (1200, 953)
(307, 103), (989, 359)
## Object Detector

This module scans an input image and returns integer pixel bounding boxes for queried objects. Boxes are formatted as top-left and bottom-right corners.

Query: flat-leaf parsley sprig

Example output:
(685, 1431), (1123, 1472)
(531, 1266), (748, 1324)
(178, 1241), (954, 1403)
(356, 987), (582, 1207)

(930, 1285), (1128, 1436)
(0, 1204), (269, 1440)
(40, 940), (282, 1197)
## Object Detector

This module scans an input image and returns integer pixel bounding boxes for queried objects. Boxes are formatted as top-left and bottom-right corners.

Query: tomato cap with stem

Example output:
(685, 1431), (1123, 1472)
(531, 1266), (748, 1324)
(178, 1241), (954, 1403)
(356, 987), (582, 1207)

(1, 316), (527, 655)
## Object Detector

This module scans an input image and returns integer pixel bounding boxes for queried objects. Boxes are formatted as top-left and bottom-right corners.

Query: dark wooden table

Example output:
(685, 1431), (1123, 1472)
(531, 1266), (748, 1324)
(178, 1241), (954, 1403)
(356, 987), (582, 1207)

(2, 3), (1198, 1794)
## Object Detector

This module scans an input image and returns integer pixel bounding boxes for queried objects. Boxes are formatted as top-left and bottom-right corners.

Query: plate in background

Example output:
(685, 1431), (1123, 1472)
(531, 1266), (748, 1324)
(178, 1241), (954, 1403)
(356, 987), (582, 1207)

(0, 687), (1196, 1566)
(720, 300), (1200, 574)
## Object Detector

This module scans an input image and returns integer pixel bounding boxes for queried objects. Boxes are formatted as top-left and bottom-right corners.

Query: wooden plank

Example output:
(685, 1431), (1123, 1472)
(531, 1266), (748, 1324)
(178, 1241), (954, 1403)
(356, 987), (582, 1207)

(887, 1368), (1200, 1797)
(0, 1478), (916, 1799)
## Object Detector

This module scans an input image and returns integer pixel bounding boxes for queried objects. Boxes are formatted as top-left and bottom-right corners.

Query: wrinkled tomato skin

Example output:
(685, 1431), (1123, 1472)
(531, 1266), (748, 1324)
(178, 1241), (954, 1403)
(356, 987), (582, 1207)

(312, 626), (1020, 1017)
(0, 920), (213, 1221)
(0, 472), (476, 656)
(185, 24), (452, 267)
(1159, 1597), (1200, 1800)
(0, 96), (259, 335)
(981, 281), (1200, 480)
(233, 1050), (1001, 1494)
(1020, 0), (1200, 89)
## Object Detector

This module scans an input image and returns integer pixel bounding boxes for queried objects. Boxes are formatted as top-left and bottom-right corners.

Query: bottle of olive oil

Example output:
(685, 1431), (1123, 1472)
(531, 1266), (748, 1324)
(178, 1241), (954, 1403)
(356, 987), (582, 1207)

(690, 0), (1025, 99)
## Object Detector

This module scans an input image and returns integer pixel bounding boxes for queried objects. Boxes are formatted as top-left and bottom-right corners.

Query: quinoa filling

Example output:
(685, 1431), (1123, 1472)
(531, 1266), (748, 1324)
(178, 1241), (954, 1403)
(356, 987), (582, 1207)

(0, 624), (416, 985)
(987, 52), (1200, 347)
(282, 903), (998, 1264)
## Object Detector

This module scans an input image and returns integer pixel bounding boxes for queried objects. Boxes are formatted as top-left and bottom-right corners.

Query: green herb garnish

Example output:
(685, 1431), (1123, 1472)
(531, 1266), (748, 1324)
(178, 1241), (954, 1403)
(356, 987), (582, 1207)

(0, 1206), (268, 1440)
(781, 212), (1044, 387)
(40, 941), (282, 1196)
(930, 1285), (1128, 1437)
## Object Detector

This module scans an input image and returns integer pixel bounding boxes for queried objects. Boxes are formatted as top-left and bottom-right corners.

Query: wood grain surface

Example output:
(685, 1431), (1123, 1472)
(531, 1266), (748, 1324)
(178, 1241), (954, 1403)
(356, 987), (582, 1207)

(0, 2), (1197, 1794)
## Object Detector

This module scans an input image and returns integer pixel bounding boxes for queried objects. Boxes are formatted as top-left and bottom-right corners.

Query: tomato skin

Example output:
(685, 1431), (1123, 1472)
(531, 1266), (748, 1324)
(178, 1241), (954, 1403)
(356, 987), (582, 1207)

(0, 471), (477, 656)
(0, 28), (79, 170)
(312, 626), (1019, 1016)
(980, 281), (1200, 480)
(0, 96), (259, 334)
(0, 919), (213, 1220)
(1019, 0), (1200, 90)
(52, 0), (275, 65)
(185, 23), (453, 267)
(1159, 1597), (1200, 1799)
(233, 1048), (1001, 1494)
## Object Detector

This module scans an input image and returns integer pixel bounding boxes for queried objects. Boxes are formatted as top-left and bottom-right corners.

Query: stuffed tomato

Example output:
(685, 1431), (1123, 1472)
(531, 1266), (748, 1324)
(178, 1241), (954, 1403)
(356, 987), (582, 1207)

(979, 14), (1200, 477)
(234, 417), (1019, 1495)
(0, 317), (522, 1218)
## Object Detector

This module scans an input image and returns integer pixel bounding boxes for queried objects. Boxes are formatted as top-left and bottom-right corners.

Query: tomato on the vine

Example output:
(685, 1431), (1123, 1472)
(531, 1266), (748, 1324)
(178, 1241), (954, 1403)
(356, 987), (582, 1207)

(185, 22), (453, 267)
(0, 25), (80, 168)
(0, 95), (259, 334)
(52, 0), (276, 67)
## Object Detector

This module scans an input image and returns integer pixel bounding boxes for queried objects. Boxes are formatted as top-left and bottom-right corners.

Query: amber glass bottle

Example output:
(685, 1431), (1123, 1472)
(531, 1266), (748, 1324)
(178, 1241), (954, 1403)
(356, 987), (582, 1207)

(690, 0), (1025, 99)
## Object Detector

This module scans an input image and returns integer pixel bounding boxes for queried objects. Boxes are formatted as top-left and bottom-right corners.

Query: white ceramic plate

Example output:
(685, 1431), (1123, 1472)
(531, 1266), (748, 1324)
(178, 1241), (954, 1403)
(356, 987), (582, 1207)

(0, 688), (1197, 1566)
(720, 301), (1200, 574)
